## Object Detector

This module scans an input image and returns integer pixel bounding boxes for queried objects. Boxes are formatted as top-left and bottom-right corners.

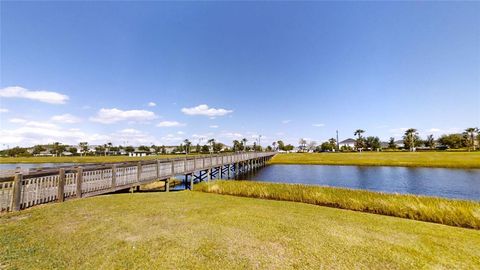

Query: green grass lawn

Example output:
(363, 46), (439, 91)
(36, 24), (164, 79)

(1, 191), (479, 269)
(270, 152), (480, 168)
(0, 154), (194, 164)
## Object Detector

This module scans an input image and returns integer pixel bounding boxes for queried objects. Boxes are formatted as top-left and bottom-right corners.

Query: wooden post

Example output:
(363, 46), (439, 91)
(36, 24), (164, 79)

(165, 178), (170, 192)
(190, 174), (194, 190)
(171, 160), (174, 177)
(111, 165), (117, 189)
(156, 160), (160, 179)
(76, 167), (83, 198)
(12, 172), (23, 211)
(137, 161), (142, 182)
(58, 169), (65, 202)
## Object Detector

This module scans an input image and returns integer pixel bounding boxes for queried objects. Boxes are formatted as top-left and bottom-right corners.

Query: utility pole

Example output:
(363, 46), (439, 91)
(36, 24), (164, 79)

(336, 130), (339, 152)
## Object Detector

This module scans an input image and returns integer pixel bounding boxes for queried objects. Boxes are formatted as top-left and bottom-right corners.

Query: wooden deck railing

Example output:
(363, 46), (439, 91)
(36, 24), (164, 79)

(0, 152), (275, 212)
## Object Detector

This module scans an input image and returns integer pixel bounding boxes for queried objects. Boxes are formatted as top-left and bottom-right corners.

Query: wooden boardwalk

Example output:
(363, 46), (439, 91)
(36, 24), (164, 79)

(0, 152), (275, 212)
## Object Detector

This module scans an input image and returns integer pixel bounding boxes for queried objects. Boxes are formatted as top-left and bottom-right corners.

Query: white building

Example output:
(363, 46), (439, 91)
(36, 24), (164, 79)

(338, 138), (356, 149)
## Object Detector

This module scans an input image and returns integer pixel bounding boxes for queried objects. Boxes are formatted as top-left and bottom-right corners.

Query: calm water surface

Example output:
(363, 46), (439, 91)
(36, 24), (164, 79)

(237, 165), (480, 201)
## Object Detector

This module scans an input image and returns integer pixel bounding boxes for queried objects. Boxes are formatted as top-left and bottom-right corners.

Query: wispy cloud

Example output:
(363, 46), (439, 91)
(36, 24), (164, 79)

(0, 108), (8, 113)
(312, 123), (325, 127)
(181, 104), (233, 117)
(281, 120), (291, 124)
(156, 121), (185, 127)
(0, 86), (69, 104)
(209, 125), (219, 128)
(90, 108), (157, 124)
(51, 113), (82, 124)
(147, 102), (156, 107)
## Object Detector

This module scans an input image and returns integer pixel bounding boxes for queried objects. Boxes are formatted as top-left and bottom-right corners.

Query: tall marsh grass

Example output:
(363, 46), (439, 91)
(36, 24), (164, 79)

(195, 180), (480, 229)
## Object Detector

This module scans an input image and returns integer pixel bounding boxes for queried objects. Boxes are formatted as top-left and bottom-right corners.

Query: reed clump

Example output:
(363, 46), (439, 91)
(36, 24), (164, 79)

(195, 180), (480, 229)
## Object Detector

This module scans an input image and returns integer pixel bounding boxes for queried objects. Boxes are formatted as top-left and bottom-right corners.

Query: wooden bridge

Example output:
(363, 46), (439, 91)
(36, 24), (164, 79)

(0, 152), (276, 212)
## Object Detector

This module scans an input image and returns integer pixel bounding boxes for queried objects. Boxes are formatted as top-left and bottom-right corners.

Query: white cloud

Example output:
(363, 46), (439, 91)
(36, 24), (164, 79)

(0, 108), (8, 113)
(312, 123), (325, 127)
(9, 118), (27, 124)
(209, 125), (219, 128)
(90, 108), (157, 124)
(177, 131), (185, 135)
(148, 102), (156, 107)
(156, 121), (185, 127)
(181, 104), (233, 117)
(0, 86), (69, 104)
(428, 128), (441, 133)
(220, 132), (243, 139)
(51, 113), (82, 124)
(282, 120), (291, 124)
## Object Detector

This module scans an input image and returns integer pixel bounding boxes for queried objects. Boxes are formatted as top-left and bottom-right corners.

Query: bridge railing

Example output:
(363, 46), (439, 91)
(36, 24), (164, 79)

(0, 152), (275, 212)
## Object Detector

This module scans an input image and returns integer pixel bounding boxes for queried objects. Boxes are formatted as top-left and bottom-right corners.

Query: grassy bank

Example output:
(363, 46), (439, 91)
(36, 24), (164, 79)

(0, 154), (194, 164)
(195, 181), (480, 229)
(270, 152), (480, 168)
(1, 191), (479, 269)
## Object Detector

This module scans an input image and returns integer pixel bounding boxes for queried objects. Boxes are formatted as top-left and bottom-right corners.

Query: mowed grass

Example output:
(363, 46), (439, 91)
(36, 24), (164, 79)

(196, 181), (480, 229)
(0, 154), (194, 164)
(270, 152), (480, 168)
(1, 192), (479, 269)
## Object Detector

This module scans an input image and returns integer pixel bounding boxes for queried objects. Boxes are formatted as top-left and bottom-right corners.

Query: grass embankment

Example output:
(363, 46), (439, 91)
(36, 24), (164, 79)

(0, 154), (193, 164)
(196, 181), (480, 229)
(1, 192), (479, 269)
(270, 152), (480, 168)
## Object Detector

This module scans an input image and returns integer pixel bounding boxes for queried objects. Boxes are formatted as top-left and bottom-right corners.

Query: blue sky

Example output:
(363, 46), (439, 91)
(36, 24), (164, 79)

(1, 2), (479, 148)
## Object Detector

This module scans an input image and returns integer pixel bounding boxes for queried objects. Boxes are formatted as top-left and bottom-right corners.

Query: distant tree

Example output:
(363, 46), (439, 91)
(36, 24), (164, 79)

(182, 139), (192, 154)
(272, 141), (277, 151)
(138, 145), (150, 152)
(388, 137), (396, 149)
(195, 144), (201, 153)
(201, 145), (210, 153)
(51, 142), (66, 156)
(284, 144), (294, 151)
(307, 141), (317, 152)
(5, 147), (30, 157)
(95, 145), (105, 156)
(365, 136), (381, 151)
(79, 142), (89, 156)
(424, 134), (436, 149)
(464, 127), (479, 151)
(32, 145), (46, 155)
(213, 142), (224, 152)
(125, 146), (135, 153)
(320, 141), (334, 152)
(161, 145), (166, 154)
(265, 145), (273, 151)
(277, 140), (285, 151)
(241, 138), (248, 152)
(328, 138), (337, 150)
(298, 138), (307, 152)
(438, 134), (466, 149)
(354, 129), (365, 151)
(403, 128), (419, 151)
(68, 147), (78, 155)
(232, 140), (242, 152)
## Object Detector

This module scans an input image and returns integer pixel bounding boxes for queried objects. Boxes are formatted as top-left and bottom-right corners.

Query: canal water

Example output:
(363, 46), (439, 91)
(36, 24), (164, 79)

(236, 165), (480, 201)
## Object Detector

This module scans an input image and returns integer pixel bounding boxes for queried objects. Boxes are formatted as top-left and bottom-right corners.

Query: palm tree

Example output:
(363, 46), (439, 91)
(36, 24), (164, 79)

(354, 129), (365, 139)
(207, 138), (215, 153)
(232, 140), (240, 152)
(272, 141), (277, 151)
(404, 128), (418, 152)
(298, 138), (307, 152)
(425, 135), (435, 149)
(241, 138), (248, 152)
(465, 127), (479, 151)
(354, 129), (365, 151)
(79, 142), (88, 156)
(183, 139), (191, 154)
